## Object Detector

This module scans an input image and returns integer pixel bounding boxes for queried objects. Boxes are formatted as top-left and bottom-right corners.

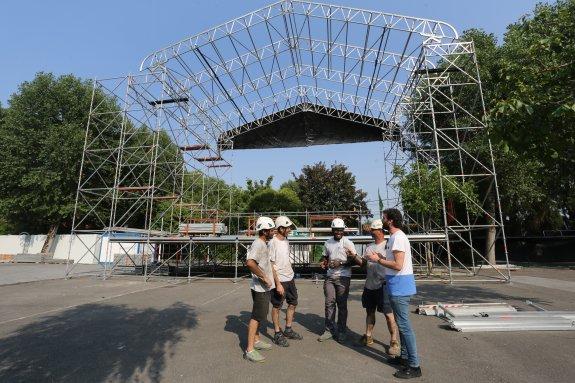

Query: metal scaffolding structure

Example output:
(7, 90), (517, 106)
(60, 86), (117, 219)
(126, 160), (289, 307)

(66, 0), (509, 282)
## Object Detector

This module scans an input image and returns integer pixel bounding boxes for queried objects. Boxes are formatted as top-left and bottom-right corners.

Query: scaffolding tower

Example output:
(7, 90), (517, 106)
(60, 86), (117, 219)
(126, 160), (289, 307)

(66, 0), (509, 282)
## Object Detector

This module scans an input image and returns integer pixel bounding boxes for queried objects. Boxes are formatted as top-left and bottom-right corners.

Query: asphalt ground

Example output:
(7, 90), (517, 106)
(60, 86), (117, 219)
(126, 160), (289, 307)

(0, 265), (573, 383)
(0, 263), (100, 286)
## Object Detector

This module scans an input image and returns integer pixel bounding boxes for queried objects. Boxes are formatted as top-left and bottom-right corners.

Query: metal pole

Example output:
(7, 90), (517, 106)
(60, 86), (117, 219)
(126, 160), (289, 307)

(234, 238), (239, 282)
(66, 78), (97, 280)
(188, 240), (192, 282)
(422, 43), (453, 284)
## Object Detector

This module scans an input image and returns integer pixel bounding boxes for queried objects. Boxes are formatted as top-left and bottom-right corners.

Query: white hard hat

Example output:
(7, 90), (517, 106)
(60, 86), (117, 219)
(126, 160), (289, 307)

(331, 218), (346, 229)
(370, 219), (383, 230)
(255, 216), (275, 232)
(275, 216), (295, 229)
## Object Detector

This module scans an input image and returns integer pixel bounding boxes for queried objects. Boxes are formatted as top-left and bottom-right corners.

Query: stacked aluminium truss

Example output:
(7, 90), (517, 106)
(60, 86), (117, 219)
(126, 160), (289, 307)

(66, 1), (509, 282)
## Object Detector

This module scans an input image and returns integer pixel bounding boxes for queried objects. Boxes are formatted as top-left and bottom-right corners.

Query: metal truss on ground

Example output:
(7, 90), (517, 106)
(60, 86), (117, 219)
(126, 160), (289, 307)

(66, 0), (509, 283)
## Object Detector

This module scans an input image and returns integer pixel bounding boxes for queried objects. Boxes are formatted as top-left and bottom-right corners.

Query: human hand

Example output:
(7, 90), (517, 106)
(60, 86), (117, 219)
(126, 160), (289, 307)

(329, 260), (342, 268)
(366, 252), (381, 262)
(320, 259), (328, 269)
(276, 283), (285, 296)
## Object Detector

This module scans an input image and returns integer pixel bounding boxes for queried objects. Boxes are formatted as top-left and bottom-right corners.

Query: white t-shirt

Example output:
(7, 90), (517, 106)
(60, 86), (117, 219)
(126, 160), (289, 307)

(247, 238), (276, 292)
(269, 235), (294, 282)
(384, 230), (416, 296)
(323, 237), (357, 278)
(363, 241), (387, 290)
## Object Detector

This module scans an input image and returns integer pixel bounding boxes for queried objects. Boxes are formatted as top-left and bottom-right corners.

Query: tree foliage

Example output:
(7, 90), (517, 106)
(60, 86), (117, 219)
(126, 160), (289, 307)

(245, 176), (274, 195)
(0, 73), (113, 234)
(393, 162), (481, 225)
(292, 162), (369, 215)
(0, 102), (5, 128)
(487, 0), (575, 230)
(399, 1), (574, 235)
(245, 187), (303, 214)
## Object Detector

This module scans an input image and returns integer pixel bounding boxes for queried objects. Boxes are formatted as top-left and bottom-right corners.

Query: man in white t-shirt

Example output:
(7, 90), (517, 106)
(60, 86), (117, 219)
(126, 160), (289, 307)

(318, 218), (362, 343)
(269, 216), (303, 347)
(365, 209), (422, 379)
(244, 216), (278, 363)
(357, 219), (399, 356)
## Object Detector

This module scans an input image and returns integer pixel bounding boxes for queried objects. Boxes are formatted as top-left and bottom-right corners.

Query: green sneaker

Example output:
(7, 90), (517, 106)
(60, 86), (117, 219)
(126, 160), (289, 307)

(254, 339), (272, 350)
(317, 331), (333, 342)
(244, 349), (265, 363)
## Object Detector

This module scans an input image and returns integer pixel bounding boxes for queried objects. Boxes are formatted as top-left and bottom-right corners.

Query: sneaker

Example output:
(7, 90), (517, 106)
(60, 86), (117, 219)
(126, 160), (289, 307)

(244, 349), (265, 363)
(336, 331), (347, 343)
(394, 366), (422, 379)
(388, 356), (409, 367)
(357, 334), (374, 346)
(317, 331), (333, 342)
(283, 327), (303, 340)
(388, 340), (400, 356)
(273, 332), (289, 347)
(254, 339), (272, 350)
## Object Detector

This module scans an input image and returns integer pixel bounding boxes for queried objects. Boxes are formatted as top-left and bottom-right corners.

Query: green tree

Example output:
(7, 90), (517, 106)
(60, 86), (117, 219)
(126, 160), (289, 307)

(455, 29), (558, 235)
(245, 176), (273, 194)
(393, 162), (481, 227)
(0, 73), (119, 236)
(0, 102), (5, 128)
(245, 187), (303, 214)
(279, 179), (300, 196)
(423, 13), (574, 235)
(293, 162), (369, 218)
(488, 0), (575, 229)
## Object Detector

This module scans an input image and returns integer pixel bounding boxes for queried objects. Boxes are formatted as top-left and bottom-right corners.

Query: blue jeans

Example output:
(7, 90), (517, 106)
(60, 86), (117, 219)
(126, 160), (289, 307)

(389, 295), (420, 367)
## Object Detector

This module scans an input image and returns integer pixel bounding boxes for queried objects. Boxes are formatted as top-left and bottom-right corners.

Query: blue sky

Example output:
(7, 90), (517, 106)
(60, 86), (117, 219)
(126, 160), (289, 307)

(0, 0), (548, 213)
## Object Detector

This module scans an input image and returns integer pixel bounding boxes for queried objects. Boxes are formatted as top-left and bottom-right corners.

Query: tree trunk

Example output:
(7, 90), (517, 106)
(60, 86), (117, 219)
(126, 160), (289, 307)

(485, 197), (496, 265)
(486, 224), (496, 265)
(41, 223), (59, 255)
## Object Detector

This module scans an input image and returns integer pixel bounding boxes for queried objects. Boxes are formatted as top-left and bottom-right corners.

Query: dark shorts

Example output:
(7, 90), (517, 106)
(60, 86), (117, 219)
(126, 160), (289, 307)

(251, 289), (271, 322)
(270, 279), (299, 308)
(361, 285), (392, 314)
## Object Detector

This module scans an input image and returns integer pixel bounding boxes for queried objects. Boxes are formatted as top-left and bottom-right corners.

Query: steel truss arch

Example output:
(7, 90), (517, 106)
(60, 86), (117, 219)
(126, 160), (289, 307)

(67, 1), (509, 284)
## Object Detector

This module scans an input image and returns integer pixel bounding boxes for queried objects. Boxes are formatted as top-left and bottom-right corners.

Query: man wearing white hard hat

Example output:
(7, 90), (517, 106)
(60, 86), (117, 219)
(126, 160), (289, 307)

(244, 216), (277, 363)
(318, 217), (362, 343)
(357, 219), (400, 356)
(269, 216), (303, 347)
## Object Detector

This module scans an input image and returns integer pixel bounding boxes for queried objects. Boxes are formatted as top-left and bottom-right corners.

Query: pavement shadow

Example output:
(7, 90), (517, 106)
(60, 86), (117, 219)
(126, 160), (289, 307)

(347, 282), (550, 307)
(0, 302), (197, 383)
(413, 284), (554, 307)
(224, 310), (272, 351)
(295, 311), (392, 365)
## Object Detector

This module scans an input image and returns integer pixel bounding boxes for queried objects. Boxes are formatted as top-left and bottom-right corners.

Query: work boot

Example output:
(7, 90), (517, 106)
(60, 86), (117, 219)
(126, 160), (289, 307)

(254, 339), (272, 350)
(244, 349), (265, 363)
(388, 340), (400, 356)
(388, 356), (409, 367)
(317, 331), (333, 342)
(394, 366), (422, 379)
(283, 327), (303, 340)
(273, 332), (289, 347)
(357, 334), (374, 346)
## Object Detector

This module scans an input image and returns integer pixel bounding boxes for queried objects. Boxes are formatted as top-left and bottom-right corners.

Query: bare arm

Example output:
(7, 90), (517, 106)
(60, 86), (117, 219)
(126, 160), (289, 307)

(271, 262), (284, 295)
(367, 250), (404, 271)
(379, 250), (404, 271)
(344, 249), (363, 266)
(246, 259), (271, 287)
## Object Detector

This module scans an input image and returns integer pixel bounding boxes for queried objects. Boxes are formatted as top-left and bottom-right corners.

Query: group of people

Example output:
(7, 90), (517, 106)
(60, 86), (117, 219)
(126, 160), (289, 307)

(244, 208), (422, 380)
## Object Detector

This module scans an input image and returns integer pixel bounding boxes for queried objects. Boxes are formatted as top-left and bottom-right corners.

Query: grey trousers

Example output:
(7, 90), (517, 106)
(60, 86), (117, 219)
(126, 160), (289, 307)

(324, 276), (351, 333)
